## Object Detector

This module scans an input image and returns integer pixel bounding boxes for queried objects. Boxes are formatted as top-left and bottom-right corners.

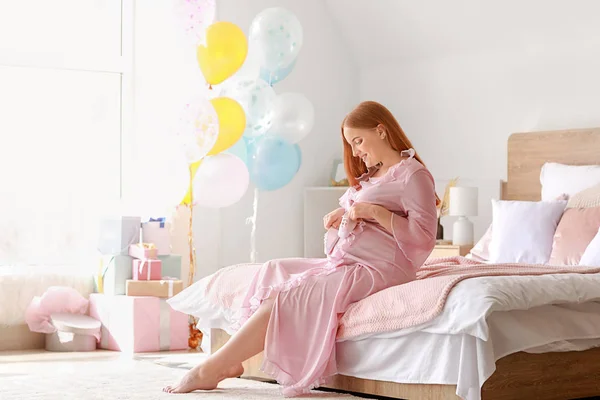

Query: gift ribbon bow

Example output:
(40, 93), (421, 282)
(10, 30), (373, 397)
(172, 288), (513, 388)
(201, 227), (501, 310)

(149, 217), (166, 228)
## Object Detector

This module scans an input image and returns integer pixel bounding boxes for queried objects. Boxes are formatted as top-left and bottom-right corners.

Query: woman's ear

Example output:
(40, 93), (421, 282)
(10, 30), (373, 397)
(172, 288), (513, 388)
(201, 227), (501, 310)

(377, 124), (386, 139)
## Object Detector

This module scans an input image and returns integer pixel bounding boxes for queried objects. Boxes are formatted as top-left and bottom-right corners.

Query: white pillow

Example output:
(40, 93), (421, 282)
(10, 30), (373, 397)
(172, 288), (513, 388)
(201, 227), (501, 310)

(489, 199), (567, 264)
(580, 228), (600, 267)
(540, 162), (600, 201)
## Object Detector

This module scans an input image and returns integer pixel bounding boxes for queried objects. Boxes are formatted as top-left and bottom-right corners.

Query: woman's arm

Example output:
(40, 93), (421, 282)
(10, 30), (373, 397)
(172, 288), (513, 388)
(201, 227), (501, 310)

(348, 169), (437, 241)
(347, 202), (393, 233)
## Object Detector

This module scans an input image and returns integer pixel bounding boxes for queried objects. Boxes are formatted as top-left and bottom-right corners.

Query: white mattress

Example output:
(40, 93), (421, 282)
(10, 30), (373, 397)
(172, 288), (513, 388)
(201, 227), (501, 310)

(0, 266), (94, 326)
(336, 301), (600, 400)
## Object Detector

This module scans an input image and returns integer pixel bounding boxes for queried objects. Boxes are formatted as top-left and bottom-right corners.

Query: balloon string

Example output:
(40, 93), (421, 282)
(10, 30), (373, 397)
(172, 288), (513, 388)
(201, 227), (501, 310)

(246, 188), (259, 263)
(187, 163), (196, 287)
(186, 163), (200, 350)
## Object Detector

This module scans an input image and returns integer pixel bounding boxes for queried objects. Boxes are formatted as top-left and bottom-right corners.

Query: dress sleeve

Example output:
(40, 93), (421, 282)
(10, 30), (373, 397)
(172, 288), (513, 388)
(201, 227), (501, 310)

(390, 169), (438, 262)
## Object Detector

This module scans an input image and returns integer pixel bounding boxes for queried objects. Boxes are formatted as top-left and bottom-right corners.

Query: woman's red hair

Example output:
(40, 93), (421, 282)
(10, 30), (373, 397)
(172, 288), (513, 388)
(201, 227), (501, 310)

(341, 101), (440, 206)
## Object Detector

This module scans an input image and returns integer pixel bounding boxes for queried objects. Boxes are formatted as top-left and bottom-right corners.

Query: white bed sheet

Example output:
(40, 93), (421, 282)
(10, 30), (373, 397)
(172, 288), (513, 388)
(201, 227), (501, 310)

(337, 301), (600, 400)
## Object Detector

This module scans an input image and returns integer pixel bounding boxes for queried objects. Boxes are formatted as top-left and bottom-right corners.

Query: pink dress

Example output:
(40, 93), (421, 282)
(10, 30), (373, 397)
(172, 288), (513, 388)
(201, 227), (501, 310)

(237, 152), (438, 396)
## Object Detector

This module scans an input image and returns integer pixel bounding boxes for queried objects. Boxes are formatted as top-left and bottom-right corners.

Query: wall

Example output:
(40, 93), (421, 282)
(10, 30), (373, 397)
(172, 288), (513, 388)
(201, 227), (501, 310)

(360, 43), (600, 239)
(134, 0), (358, 279)
(216, 0), (358, 270)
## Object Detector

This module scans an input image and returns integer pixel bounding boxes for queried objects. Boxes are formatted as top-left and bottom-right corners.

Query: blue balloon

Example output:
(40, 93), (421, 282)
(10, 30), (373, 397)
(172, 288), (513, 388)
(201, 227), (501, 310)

(224, 137), (248, 165)
(260, 59), (297, 86)
(293, 144), (302, 173)
(247, 136), (301, 191)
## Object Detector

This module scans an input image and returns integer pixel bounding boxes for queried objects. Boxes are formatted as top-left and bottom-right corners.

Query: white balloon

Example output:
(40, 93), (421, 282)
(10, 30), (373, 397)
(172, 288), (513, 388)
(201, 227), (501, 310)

(174, 96), (219, 163)
(172, 0), (216, 46)
(219, 77), (276, 138)
(192, 154), (249, 208)
(268, 92), (315, 143)
(130, 143), (190, 216)
(249, 7), (303, 72)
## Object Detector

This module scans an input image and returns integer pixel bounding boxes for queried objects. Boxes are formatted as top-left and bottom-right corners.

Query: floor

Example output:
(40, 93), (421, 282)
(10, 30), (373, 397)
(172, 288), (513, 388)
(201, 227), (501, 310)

(0, 350), (361, 399)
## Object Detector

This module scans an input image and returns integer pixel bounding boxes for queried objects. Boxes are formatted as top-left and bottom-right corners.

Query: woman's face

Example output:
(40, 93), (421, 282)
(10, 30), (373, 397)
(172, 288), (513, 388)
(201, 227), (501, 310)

(343, 125), (388, 168)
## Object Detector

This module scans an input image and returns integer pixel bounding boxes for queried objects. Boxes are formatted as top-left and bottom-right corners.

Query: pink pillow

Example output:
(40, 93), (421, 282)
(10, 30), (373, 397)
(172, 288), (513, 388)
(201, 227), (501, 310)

(549, 207), (600, 265)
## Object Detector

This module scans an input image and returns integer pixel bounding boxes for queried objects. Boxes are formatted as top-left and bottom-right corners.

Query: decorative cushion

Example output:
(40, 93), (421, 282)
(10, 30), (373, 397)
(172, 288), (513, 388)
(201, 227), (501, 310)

(489, 199), (567, 264)
(567, 183), (600, 209)
(548, 207), (600, 265)
(580, 228), (600, 267)
(540, 162), (600, 201)
(468, 195), (569, 263)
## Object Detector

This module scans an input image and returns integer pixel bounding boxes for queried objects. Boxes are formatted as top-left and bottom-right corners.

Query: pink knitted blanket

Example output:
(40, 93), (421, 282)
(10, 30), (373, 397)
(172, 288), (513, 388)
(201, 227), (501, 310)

(178, 258), (600, 341)
(336, 256), (600, 339)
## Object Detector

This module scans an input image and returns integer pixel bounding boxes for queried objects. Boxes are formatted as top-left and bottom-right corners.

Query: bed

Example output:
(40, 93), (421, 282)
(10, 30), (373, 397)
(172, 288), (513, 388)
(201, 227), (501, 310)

(191, 128), (600, 400)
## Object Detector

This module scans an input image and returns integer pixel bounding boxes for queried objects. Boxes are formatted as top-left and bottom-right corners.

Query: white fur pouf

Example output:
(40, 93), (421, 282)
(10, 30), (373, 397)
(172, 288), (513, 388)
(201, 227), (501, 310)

(0, 266), (93, 326)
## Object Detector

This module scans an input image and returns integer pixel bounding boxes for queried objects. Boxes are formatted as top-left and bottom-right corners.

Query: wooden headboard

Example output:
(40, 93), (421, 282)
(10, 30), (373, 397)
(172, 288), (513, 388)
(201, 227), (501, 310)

(502, 127), (600, 201)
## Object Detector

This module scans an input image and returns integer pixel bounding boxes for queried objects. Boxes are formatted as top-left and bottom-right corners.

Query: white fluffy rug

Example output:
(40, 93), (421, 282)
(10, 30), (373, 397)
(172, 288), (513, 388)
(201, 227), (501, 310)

(0, 355), (358, 399)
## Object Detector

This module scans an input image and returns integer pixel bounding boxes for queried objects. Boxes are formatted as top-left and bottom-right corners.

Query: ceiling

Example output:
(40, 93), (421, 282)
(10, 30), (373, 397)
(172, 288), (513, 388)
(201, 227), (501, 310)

(325, 0), (600, 66)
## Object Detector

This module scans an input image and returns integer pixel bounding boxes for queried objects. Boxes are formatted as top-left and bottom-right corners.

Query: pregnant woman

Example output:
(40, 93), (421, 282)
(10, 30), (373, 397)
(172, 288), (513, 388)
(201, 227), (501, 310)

(165, 100), (440, 396)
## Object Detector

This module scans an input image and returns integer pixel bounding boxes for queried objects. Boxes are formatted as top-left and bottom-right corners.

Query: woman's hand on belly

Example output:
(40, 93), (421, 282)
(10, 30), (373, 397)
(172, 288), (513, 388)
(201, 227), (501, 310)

(324, 207), (345, 229)
(348, 202), (377, 221)
(349, 202), (394, 234)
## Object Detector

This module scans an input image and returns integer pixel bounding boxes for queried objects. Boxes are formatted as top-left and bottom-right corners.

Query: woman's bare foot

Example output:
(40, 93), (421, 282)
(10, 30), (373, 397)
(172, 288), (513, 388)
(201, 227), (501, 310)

(163, 362), (244, 394)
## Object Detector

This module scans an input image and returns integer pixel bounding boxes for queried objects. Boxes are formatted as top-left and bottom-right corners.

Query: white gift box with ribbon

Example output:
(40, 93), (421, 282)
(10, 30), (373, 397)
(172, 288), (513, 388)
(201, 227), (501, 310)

(141, 218), (171, 255)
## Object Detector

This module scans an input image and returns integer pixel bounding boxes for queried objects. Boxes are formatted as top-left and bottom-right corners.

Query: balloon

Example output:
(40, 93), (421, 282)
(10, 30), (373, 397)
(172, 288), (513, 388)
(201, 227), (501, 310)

(267, 92), (315, 143)
(174, 97), (219, 163)
(247, 136), (301, 191)
(180, 160), (202, 206)
(133, 143), (190, 215)
(192, 154), (249, 208)
(249, 7), (303, 84)
(293, 144), (302, 173)
(219, 77), (276, 138)
(225, 137), (248, 165)
(260, 59), (297, 86)
(174, 0), (216, 45)
(207, 97), (246, 156)
(197, 21), (248, 86)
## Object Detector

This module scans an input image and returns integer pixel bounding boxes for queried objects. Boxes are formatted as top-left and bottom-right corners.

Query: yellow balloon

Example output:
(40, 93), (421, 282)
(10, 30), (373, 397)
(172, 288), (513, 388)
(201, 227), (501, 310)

(197, 22), (248, 86)
(180, 160), (203, 206)
(207, 97), (246, 156)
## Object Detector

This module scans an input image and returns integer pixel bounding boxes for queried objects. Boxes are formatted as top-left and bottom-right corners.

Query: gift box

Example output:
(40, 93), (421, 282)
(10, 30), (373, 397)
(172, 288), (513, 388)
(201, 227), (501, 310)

(89, 293), (188, 353)
(141, 218), (171, 255)
(132, 259), (162, 281)
(95, 255), (134, 295)
(125, 279), (183, 298)
(97, 216), (141, 255)
(128, 243), (158, 260)
(157, 255), (182, 279)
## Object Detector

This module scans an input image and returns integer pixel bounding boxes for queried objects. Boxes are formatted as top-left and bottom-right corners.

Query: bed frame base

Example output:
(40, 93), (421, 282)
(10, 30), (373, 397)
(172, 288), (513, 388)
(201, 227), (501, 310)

(211, 328), (600, 400)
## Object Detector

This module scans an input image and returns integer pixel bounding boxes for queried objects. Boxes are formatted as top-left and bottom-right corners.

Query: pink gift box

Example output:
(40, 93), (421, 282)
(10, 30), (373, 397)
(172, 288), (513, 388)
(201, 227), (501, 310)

(128, 243), (158, 260)
(132, 259), (162, 281)
(89, 293), (188, 353)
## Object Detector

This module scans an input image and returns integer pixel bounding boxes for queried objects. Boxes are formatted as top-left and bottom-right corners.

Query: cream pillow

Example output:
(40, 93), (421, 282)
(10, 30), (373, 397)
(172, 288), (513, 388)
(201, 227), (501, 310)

(489, 199), (567, 264)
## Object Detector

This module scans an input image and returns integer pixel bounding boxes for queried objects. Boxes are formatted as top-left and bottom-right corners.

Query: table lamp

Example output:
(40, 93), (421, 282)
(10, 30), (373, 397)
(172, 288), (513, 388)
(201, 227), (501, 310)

(449, 186), (478, 245)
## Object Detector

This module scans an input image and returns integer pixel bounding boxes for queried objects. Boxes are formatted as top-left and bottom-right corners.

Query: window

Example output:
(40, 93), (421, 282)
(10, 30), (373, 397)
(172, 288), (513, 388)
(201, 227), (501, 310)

(0, 0), (134, 267)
